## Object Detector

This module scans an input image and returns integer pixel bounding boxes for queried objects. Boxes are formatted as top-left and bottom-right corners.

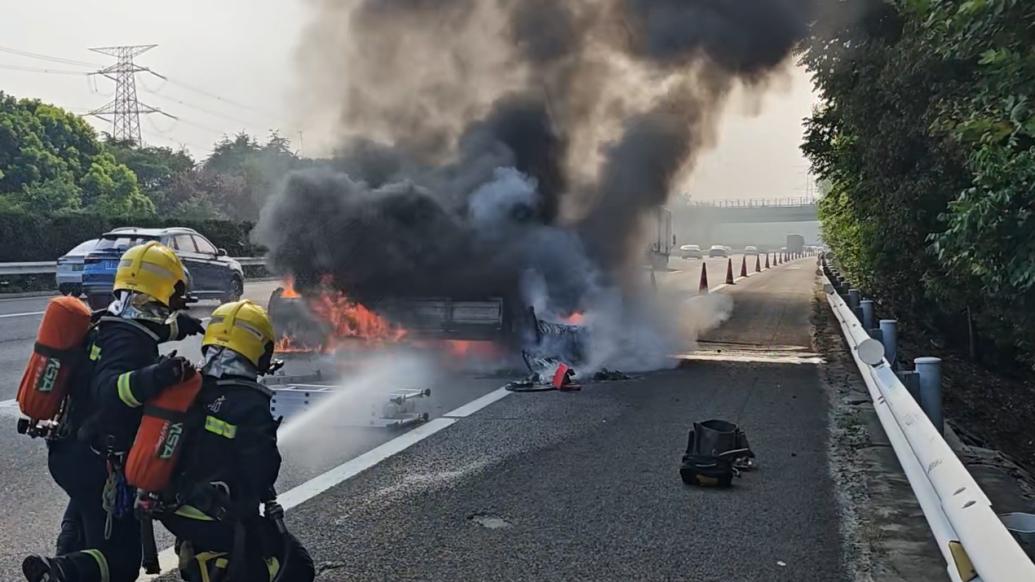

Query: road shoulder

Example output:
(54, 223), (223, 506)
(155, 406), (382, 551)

(813, 281), (945, 581)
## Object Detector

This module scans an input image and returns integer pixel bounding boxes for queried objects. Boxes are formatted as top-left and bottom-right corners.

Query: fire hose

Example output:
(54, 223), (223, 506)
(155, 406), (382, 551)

(264, 499), (291, 582)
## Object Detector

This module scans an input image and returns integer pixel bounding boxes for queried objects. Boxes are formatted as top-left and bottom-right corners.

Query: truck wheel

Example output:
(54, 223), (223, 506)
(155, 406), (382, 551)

(225, 276), (244, 302)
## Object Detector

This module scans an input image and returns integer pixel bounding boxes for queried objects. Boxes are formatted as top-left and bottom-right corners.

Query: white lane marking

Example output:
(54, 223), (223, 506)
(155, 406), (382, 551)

(0, 310), (44, 319)
(441, 386), (510, 418)
(142, 383), (514, 579)
(279, 417), (457, 509)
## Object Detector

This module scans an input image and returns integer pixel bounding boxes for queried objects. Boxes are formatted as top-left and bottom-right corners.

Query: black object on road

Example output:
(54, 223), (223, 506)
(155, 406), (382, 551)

(680, 419), (755, 487)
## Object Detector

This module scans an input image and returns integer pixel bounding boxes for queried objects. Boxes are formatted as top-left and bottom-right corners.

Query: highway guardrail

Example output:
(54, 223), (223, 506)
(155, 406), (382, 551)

(0, 257), (265, 276)
(822, 263), (1035, 582)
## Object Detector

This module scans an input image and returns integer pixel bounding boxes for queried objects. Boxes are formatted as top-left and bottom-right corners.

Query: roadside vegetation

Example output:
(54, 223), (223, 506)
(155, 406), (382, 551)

(803, 0), (1035, 370)
(0, 91), (305, 259)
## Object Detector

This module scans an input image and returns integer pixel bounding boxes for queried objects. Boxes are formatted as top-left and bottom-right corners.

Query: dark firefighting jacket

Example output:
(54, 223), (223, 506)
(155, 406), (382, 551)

(77, 316), (172, 452)
(171, 374), (281, 519)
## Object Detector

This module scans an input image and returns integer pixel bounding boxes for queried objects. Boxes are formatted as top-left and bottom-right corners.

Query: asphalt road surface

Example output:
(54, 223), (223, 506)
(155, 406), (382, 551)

(0, 255), (827, 581)
(283, 256), (840, 581)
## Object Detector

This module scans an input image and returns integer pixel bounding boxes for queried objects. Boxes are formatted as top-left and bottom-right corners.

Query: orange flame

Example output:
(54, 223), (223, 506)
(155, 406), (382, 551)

(442, 340), (501, 358)
(274, 278), (405, 353)
(280, 277), (301, 299)
(564, 311), (585, 325)
(309, 290), (407, 345)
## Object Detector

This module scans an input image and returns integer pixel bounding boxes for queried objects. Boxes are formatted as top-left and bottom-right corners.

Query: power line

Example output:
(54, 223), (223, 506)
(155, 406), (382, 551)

(142, 124), (211, 156)
(172, 116), (232, 137)
(88, 45), (174, 145)
(161, 77), (275, 117)
(0, 62), (88, 76)
(0, 45), (101, 68)
(140, 87), (267, 129)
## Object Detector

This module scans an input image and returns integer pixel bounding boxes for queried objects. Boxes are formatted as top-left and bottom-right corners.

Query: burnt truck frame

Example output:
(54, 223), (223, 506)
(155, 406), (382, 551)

(267, 287), (583, 357)
(268, 288), (530, 347)
(263, 289), (584, 425)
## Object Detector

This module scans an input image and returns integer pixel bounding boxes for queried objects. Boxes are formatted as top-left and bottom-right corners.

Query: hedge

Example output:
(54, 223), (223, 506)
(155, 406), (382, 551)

(0, 211), (263, 261)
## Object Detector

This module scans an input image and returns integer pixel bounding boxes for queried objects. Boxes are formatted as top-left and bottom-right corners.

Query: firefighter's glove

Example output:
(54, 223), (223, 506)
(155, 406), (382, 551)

(154, 352), (197, 388)
(265, 359), (285, 376)
(170, 313), (205, 341)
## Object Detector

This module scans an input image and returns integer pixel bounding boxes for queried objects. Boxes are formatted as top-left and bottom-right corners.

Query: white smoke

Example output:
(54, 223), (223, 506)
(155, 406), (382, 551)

(278, 352), (439, 447)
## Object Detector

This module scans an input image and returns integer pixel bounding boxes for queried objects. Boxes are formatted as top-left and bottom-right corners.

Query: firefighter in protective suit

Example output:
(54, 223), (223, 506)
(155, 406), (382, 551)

(24, 241), (204, 582)
(159, 300), (314, 582)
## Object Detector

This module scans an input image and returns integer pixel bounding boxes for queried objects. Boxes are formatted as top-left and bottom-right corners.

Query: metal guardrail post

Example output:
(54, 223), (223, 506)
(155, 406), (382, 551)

(880, 320), (898, 369)
(897, 369), (920, 403)
(860, 299), (875, 330)
(847, 289), (861, 310)
(915, 357), (944, 435)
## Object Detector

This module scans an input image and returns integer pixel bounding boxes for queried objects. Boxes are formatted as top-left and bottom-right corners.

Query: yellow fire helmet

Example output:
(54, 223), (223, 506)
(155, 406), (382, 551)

(202, 300), (276, 369)
(114, 241), (188, 307)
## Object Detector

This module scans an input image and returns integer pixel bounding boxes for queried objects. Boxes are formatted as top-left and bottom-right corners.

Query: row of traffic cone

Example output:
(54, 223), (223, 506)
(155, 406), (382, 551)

(698, 252), (791, 293)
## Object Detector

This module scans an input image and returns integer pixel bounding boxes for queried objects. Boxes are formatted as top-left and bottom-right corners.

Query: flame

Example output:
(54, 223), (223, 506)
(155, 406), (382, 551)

(274, 334), (311, 353)
(274, 277), (405, 353)
(443, 340), (500, 358)
(309, 290), (407, 345)
(280, 278), (301, 299)
(564, 311), (585, 325)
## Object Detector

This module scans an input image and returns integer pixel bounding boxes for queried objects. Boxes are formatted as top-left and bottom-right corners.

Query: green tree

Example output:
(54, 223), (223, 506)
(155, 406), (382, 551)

(803, 0), (1035, 366)
(202, 131), (300, 220)
(17, 174), (81, 213)
(81, 153), (155, 215)
(105, 138), (195, 214)
(0, 92), (144, 214)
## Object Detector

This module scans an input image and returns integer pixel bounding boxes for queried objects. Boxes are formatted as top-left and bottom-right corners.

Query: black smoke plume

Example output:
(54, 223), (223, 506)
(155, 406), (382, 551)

(257, 0), (815, 317)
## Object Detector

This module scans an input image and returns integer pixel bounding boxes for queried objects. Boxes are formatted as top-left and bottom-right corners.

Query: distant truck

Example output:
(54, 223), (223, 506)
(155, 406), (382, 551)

(647, 207), (674, 270)
(786, 234), (805, 255)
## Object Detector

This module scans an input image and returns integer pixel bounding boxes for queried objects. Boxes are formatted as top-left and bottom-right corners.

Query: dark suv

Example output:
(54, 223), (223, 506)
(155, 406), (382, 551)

(82, 227), (244, 309)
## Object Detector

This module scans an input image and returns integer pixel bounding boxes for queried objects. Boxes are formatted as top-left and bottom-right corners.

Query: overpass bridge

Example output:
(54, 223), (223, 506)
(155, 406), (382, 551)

(674, 197), (819, 223)
(672, 197), (820, 248)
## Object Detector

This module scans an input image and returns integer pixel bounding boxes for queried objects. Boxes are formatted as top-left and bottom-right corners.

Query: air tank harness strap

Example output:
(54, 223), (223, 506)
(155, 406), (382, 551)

(32, 342), (82, 360)
(98, 316), (162, 342)
(215, 378), (273, 399)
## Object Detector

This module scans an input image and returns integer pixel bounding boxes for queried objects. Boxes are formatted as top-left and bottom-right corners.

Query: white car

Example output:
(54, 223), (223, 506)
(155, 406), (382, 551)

(708, 245), (729, 258)
(680, 244), (702, 259)
(56, 238), (100, 296)
(744, 246), (760, 256)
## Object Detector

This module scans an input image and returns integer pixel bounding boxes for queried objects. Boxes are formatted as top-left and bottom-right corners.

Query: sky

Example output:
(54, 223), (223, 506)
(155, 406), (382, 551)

(0, 0), (819, 201)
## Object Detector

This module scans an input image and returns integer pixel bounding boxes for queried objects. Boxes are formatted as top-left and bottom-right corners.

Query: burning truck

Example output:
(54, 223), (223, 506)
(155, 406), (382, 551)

(260, 278), (587, 426)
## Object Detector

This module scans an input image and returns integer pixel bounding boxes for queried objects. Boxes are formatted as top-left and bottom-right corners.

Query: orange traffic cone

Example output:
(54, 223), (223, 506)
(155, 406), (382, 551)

(765, 253), (770, 269)
(740, 256), (748, 277)
(698, 262), (709, 294)
(725, 258), (735, 284)
(755, 254), (761, 272)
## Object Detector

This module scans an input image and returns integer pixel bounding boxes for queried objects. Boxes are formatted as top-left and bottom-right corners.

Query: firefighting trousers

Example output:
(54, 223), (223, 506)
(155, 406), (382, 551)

(163, 513), (315, 582)
(47, 440), (142, 582)
(57, 502), (84, 555)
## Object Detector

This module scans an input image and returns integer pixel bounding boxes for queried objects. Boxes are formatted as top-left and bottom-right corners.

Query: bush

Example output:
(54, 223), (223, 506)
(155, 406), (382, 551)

(0, 211), (261, 261)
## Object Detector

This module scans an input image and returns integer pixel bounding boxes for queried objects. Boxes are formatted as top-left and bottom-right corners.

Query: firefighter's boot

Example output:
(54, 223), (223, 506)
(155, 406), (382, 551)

(22, 555), (71, 582)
